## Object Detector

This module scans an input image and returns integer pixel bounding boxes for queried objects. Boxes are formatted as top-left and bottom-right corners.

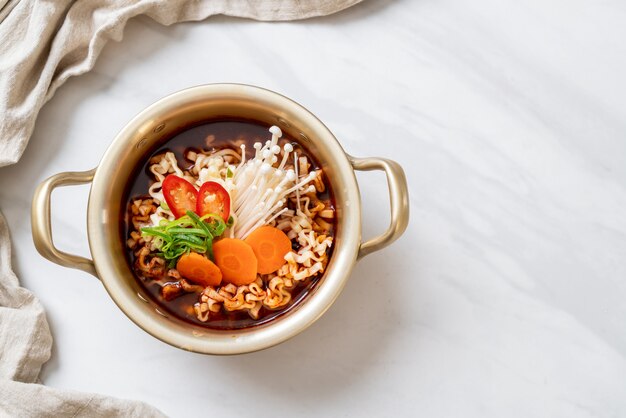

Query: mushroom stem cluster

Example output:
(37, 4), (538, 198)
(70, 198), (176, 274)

(230, 126), (316, 239)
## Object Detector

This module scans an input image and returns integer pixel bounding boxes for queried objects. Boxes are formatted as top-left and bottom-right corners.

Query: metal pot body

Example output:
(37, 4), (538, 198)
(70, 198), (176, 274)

(32, 84), (409, 354)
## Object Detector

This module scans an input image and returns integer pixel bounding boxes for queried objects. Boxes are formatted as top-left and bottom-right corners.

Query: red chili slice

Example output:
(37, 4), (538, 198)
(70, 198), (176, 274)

(196, 181), (230, 222)
(162, 175), (198, 219)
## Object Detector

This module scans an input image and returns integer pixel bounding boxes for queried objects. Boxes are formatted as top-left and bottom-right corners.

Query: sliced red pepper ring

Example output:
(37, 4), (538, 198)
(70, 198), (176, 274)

(196, 181), (231, 222)
(162, 175), (198, 219)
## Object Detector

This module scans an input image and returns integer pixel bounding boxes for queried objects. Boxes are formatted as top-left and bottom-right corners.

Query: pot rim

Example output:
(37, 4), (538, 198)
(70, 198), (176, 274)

(87, 83), (362, 354)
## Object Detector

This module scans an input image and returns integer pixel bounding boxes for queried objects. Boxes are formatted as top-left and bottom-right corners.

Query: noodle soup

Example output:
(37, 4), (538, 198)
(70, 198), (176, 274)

(124, 121), (335, 330)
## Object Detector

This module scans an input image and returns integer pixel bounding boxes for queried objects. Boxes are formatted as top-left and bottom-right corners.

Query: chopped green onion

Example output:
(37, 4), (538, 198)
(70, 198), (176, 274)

(166, 227), (208, 236)
(140, 210), (229, 264)
(140, 228), (172, 241)
(174, 234), (205, 245)
(200, 213), (227, 237)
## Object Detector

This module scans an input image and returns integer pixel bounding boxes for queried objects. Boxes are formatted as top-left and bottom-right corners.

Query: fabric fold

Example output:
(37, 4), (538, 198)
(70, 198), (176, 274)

(0, 0), (361, 167)
(0, 212), (166, 416)
(0, 211), (52, 384)
(0, 380), (166, 417)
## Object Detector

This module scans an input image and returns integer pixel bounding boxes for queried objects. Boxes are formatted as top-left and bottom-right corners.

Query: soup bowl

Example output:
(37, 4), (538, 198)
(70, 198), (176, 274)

(31, 84), (409, 355)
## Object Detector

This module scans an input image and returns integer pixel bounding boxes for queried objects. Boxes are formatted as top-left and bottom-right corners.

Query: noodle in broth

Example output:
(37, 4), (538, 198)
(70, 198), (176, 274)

(124, 121), (335, 330)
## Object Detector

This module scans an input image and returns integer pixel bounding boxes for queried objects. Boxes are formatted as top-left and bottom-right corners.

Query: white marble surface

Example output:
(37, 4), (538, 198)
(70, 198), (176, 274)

(1, 0), (626, 416)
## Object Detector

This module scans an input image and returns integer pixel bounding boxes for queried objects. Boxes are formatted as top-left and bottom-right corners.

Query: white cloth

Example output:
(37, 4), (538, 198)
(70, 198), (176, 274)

(0, 0), (361, 416)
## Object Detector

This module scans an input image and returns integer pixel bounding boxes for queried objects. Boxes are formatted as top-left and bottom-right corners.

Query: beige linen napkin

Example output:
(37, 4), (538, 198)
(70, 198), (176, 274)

(0, 212), (167, 416)
(0, 0), (361, 167)
(0, 0), (361, 416)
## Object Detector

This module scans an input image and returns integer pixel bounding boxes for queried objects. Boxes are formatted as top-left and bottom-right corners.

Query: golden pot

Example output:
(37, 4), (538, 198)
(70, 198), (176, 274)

(31, 84), (409, 355)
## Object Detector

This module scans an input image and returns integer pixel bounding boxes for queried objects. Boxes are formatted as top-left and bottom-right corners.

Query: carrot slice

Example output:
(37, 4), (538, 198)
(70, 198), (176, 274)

(244, 226), (291, 274)
(212, 238), (258, 286)
(176, 252), (222, 287)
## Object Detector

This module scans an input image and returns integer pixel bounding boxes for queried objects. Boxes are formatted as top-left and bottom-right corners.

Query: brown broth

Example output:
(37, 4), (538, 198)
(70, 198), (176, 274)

(122, 120), (335, 330)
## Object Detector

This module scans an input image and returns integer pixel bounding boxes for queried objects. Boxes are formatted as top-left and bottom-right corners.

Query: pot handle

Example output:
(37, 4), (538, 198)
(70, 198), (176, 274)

(31, 169), (98, 277)
(349, 156), (409, 260)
